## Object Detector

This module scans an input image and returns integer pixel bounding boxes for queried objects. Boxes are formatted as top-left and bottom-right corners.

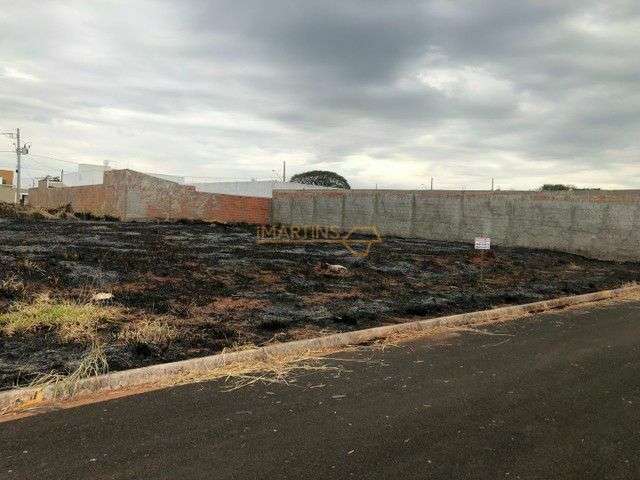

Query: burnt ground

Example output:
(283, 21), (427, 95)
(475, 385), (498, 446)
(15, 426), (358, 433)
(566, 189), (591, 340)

(1, 216), (639, 390)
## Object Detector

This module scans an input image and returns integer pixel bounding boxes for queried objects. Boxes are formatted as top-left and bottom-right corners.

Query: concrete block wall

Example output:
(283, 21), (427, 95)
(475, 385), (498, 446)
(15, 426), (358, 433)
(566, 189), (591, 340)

(272, 189), (640, 262)
(27, 184), (120, 217)
(0, 186), (16, 203)
(28, 169), (270, 224)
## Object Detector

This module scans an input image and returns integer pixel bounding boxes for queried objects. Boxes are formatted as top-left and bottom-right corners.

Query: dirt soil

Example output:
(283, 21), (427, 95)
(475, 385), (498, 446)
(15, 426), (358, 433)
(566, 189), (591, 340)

(1, 216), (639, 390)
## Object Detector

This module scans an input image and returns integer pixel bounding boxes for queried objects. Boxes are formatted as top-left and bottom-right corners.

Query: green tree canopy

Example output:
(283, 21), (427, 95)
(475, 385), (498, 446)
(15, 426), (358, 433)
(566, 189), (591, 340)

(541, 184), (575, 191)
(290, 170), (351, 189)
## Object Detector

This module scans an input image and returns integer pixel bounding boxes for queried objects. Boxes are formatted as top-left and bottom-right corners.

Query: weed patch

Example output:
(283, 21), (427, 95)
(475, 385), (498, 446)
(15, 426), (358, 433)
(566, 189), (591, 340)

(0, 275), (25, 298)
(202, 297), (270, 314)
(0, 295), (121, 342)
(29, 342), (109, 398)
(118, 318), (178, 346)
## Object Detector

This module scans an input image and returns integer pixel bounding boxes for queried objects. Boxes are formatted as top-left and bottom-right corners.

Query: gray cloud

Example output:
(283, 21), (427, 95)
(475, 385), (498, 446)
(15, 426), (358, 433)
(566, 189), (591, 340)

(0, 0), (639, 189)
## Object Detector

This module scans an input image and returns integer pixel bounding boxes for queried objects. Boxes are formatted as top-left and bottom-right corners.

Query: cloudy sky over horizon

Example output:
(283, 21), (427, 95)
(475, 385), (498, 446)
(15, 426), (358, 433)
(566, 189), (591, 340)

(1, 0), (639, 189)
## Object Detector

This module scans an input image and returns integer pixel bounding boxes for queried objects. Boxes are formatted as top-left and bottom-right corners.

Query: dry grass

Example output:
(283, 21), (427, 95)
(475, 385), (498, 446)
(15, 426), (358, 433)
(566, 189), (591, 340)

(379, 277), (401, 288)
(176, 346), (357, 392)
(176, 327), (464, 392)
(174, 326), (462, 392)
(28, 342), (109, 398)
(118, 318), (178, 346)
(0, 275), (25, 295)
(269, 325), (338, 342)
(366, 325), (457, 350)
(20, 259), (44, 274)
(561, 283), (640, 308)
(303, 289), (363, 305)
(5, 285), (639, 416)
(0, 294), (121, 342)
(255, 271), (281, 286)
(202, 297), (270, 314)
(0, 202), (58, 220)
(115, 282), (148, 294)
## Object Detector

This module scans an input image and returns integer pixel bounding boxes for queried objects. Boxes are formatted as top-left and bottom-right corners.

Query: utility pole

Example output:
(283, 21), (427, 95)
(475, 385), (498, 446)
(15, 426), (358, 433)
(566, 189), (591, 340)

(491, 178), (494, 191)
(282, 161), (286, 182)
(430, 177), (434, 190)
(15, 128), (21, 203)
(1, 128), (28, 203)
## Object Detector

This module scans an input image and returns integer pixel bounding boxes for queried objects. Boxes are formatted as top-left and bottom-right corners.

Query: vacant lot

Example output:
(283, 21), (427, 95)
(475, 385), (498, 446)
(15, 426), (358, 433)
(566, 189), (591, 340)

(1, 216), (639, 390)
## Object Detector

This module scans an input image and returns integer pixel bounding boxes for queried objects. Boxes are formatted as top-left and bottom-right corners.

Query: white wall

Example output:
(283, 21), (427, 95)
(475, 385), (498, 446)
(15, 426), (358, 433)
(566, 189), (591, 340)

(63, 164), (110, 186)
(63, 164), (184, 186)
(150, 173), (185, 184)
(191, 180), (333, 198)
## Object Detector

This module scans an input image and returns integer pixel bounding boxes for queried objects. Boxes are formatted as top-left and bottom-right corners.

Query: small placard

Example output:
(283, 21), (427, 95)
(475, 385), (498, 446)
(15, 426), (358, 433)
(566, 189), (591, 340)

(474, 237), (491, 250)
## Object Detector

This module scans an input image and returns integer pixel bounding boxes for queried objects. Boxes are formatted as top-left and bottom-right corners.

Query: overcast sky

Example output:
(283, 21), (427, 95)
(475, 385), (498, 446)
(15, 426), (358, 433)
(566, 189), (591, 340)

(1, 1), (639, 189)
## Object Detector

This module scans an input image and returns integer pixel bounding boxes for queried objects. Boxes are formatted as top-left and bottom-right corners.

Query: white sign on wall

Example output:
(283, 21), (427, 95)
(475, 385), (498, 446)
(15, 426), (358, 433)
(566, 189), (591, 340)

(474, 237), (491, 250)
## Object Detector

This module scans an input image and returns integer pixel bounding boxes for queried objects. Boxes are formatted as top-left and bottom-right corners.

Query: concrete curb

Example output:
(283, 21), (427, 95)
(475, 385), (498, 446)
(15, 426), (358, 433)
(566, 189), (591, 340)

(1, 285), (638, 412)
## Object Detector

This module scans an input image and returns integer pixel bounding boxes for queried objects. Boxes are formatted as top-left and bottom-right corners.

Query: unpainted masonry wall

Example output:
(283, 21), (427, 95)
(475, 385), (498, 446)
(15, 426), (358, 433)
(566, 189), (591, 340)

(0, 187), (16, 204)
(28, 169), (270, 224)
(272, 190), (640, 262)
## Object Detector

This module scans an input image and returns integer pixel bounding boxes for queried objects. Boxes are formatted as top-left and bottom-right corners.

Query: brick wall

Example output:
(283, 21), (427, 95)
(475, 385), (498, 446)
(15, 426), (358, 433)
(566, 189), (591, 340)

(108, 170), (270, 223)
(27, 184), (113, 216)
(27, 169), (270, 224)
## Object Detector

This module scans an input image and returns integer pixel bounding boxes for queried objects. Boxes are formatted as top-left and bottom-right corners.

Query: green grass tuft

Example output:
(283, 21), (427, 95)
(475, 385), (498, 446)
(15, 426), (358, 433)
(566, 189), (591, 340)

(0, 294), (120, 342)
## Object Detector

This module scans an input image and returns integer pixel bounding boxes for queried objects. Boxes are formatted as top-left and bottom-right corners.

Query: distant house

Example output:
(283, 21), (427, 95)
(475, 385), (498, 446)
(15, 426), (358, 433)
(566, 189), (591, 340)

(0, 169), (15, 203)
(0, 169), (26, 203)
(0, 169), (13, 186)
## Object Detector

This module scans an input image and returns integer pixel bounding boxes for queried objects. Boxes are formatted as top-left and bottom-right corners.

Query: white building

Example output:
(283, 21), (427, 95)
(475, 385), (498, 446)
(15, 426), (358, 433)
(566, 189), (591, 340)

(60, 165), (327, 197)
(190, 180), (332, 198)
(62, 163), (111, 186)
(63, 163), (184, 186)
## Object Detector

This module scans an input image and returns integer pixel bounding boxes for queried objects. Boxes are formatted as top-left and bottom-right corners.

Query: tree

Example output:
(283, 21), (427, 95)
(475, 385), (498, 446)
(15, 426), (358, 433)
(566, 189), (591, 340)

(290, 170), (351, 189)
(540, 184), (600, 192)
(541, 184), (575, 191)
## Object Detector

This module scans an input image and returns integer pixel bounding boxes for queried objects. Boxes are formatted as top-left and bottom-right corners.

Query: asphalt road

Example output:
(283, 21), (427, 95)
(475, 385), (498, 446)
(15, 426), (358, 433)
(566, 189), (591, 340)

(2, 300), (640, 479)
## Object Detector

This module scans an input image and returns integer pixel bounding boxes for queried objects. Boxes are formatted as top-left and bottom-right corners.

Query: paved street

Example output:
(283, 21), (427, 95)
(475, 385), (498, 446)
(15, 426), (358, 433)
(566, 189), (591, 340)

(2, 300), (640, 479)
